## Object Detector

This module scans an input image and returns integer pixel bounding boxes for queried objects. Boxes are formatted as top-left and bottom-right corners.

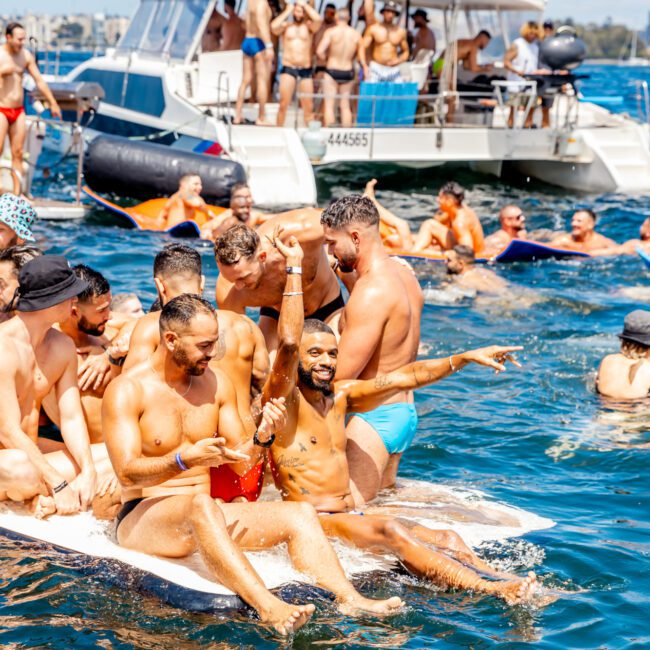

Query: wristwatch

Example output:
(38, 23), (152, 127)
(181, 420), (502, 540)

(253, 430), (275, 448)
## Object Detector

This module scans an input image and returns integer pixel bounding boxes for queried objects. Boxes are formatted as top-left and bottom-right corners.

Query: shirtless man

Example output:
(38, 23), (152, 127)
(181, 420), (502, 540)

(362, 178), (413, 250)
(433, 30), (492, 79)
(590, 218), (650, 257)
(110, 293), (145, 319)
(43, 265), (119, 443)
(551, 209), (617, 254)
(218, 0), (246, 51)
(445, 245), (507, 294)
(483, 205), (527, 255)
(0, 245), (41, 323)
(0, 193), (36, 250)
(596, 310), (650, 400)
(0, 255), (117, 519)
(411, 9), (436, 59)
(159, 175), (218, 229)
(320, 195), (422, 502)
(235, 0), (274, 125)
(413, 182), (485, 254)
(271, 0), (322, 127)
(316, 8), (361, 127)
(359, 1), (409, 83)
(215, 213), (344, 357)
(200, 182), (268, 241)
(312, 3), (337, 77)
(0, 23), (61, 195)
(105, 294), (402, 634)
(201, 9), (222, 52)
(263, 235), (538, 605)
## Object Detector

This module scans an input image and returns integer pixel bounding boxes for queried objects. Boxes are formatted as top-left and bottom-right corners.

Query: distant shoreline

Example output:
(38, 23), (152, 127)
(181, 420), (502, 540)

(584, 57), (650, 64)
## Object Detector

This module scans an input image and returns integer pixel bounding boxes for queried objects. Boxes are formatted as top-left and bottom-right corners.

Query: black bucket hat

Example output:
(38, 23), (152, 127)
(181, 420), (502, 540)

(15, 255), (88, 312)
(381, 0), (400, 15)
(412, 9), (429, 21)
(618, 309), (650, 347)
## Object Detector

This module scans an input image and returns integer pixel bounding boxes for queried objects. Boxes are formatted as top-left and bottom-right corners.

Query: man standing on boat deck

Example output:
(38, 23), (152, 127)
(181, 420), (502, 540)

(0, 255), (117, 519)
(105, 293), (403, 635)
(261, 233), (539, 605)
(0, 23), (61, 195)
(320, 195), (423, 503)
(235, 0), (275, 125)
(215, 213), (344, 359)
(411, 10), (436, 59)
(271, 0), (322, 127)
(316, 8), (362, 128)
(359, 1), (409, 83)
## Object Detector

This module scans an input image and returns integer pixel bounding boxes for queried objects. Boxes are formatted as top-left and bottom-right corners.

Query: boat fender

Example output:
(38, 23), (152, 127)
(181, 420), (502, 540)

(539, 27), (587, 70)
(83, 135), (246, 206)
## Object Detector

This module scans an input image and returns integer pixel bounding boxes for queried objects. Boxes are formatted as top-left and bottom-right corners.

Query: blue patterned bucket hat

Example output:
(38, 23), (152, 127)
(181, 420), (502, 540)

(0, 193), (36, 242)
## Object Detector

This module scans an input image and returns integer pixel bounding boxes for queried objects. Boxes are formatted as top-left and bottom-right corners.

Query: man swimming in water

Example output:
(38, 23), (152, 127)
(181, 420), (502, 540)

(104, 294), (403, 635)
(596, 310), (650, 400)
(483, 205), (527, 255)
(159, 174), (219, 229)
(200, 182), (269, 241)
(551, 209), (617, 254)
(0, 255), (116, 518)
(321, 195), (423, 502)
(590, 218), (650, 257)
(412, 182), (485, 254)
(262, 233), (538, 604)
(444, 245), (508, 294)
(215, 212), (344, 357)
(0, 23), (61, 194)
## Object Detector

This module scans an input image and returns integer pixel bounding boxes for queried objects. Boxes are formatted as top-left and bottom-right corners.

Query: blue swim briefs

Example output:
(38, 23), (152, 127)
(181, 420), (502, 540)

(241, 37), (266, 58)
(347, 402), (418, 455)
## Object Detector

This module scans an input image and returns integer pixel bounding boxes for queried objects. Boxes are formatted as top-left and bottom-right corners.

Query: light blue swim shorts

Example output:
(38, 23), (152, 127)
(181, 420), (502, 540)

(347, 403), (418, 455)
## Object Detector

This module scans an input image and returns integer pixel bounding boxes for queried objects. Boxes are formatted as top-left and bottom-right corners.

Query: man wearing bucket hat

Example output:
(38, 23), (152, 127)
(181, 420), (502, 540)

(359, 0), (409, 83)
(0, 255), (116, 518)
(596, 310), (650, 399)
(0, 193), (36, 249)
(411, 9), (435, 59)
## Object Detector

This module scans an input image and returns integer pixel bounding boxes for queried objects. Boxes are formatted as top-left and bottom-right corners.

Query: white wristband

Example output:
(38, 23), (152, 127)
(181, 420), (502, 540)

(286, 266), (302, 275)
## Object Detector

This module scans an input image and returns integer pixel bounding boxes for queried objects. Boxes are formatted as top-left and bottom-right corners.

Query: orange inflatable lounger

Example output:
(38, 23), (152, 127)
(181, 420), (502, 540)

(83, 187), (225, 237)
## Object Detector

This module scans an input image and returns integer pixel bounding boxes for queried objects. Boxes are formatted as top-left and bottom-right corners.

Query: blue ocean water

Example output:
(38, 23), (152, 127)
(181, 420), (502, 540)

(2, 63), (650, 648)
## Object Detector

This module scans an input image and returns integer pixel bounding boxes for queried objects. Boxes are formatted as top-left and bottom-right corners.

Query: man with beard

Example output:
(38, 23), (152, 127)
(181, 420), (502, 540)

(43, 265), (121, 443)
(320, 195), (423, 503)
(411, 9), (436, 59)
(271, 0), (322, 126)
(444, 245), (507, 294)
(262, 234), (539, 605)
(359, 1), (409, 83)
(105, 294), (403, 635)
(0, 245), (42, 323)
(215, 213), (343, 358)
(123, 244), (270, 502)
(199, 183), (269, 242)
(483, 205), (527, 255)
(551, 209), (617, 253)
(0, 193), (37, 251)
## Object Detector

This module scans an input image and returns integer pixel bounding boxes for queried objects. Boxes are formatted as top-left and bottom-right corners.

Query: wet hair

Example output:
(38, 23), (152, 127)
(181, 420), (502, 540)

(621, 339), (649, 359)
(6, 22), (24, 37)
(320, 195), (379, 229)
(0, 245), (42, 276)
(440, 181), (465, 204)
(575, 208), (597, 223)
(153, 243), (202, 278)
(477, 30), (492, 40)
(74, 264), (110, 302)
(110, 292), (141, 311)
(303, 319), (335, 336)
(159, 293), (216, 336)
(230, 182), (250, 196)
(214, 224), (260, 265)
(453, 245), (475, 264)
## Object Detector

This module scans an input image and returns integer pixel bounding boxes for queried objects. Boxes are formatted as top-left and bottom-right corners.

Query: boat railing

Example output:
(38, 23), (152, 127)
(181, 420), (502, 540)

(630, 80), (650, 125)
(214, 71), (233, 144)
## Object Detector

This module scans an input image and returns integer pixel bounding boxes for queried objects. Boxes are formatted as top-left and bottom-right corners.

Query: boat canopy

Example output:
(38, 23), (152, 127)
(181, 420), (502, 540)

(116, 0), (215, 61)
(408, 0), (545, 10)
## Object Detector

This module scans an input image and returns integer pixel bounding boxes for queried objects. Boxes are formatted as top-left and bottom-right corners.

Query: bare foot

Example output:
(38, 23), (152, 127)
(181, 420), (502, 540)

(491, 571), (539, 605)
(260, 601), (315, 636)
(30, 494), (56, 519)
(363, 178), (378, 198)
(255, 118), (274, 126)
(337, 594), (404, 617)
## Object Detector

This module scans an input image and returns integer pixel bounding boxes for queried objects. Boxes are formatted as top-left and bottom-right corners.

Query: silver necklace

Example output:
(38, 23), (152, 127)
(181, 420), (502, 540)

(149, 358), (193, 397)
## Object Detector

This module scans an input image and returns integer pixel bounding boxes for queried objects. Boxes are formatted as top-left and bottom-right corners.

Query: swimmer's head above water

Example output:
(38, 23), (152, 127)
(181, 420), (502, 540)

(321, 195), (380, 273)
(570, 209), (597, 241)
(215, 224), (266, 290)
(297, 319), (337, 396)
(153, 243), (204, 305)
(445, 245), (475, 275)
(72, 264), (112, 336)
(178, 174), (203, 198)
(437, 182), (465, 216)
(499, 205), (526, 237)
(640, 217), (650, 242)
(229, 182), (254, 223)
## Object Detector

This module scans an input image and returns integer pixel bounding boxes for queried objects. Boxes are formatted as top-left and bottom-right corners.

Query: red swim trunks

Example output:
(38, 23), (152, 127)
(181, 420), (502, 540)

(210, 462), (264, 502)
(0, 106), (25, 125)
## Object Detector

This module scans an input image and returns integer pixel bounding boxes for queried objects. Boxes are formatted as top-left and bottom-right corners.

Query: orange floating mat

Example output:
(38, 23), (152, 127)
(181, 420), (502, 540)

(83, 187), (225, 237)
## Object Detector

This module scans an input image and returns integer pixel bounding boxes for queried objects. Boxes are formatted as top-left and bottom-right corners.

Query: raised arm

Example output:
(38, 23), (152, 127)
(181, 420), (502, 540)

(341, 345), (523, 412)
(263, 230), (305, 402)
(363, 0), (377, 26)
(303, 1), (323, 33)
(359, 27), (374, 76)
(271, 3), (294, 35)
(26, 52), (61, 119)
(122, 314), (159, 371)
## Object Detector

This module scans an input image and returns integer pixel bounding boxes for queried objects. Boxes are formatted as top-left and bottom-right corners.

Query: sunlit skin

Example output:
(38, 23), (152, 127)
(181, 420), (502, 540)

(483, 205), (527, 254)
(0, 259), (18, 316)
(159, 176), (218, 229)
(0, 222), (20, 249)
(551, 210), (617, 253)
(444, 250), (508, 294)
(597, 338), (650, 399)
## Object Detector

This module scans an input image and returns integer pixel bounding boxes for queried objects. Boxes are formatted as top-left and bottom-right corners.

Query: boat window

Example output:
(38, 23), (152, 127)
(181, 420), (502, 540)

(140, 0), (179, 55)
(116, 1), (156, 53)
(169, 0), (211, 60)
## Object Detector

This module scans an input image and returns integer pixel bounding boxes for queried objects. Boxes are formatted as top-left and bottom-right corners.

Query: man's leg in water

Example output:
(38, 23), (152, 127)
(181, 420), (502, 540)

(218, 500), (403, 616)
(319, 513), (538, 605)
(117, 493), (314, 636)
(346, 416), (390, 503)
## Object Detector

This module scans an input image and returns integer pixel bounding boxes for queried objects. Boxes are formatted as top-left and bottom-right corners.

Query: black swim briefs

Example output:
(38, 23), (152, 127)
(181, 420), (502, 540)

(260, 291), (345, 322)
(325, 68), (355, 83)
(115, 497), (145, 532)
(280, 65), (313, 80)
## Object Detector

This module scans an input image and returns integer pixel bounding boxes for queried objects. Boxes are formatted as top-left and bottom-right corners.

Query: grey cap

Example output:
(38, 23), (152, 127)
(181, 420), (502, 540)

(618, 309), (650, 347)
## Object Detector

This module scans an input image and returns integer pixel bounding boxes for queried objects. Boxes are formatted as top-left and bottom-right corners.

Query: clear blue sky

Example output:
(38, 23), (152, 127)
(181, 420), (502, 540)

(8, 0), (650, 28)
